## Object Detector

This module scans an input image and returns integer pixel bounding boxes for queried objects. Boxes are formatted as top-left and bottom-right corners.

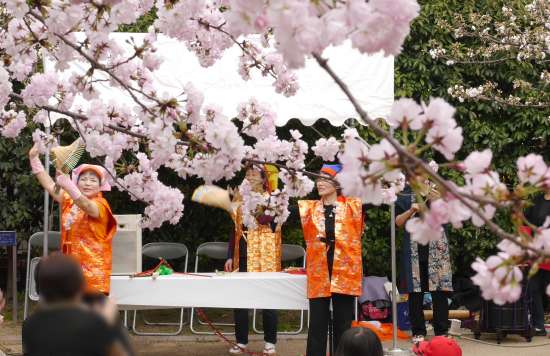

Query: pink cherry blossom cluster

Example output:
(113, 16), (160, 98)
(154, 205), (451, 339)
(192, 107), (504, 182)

(119, 153), (184, 230)
(21, 73), (59, 107)
(221, 0), (420, 69)
(0, 65), (11, 109)
(238, 179), (264, 229)
(236, 98), (276, 140)
(238, 178), (291, 229)
(32, 129), (58, 155)
(471, 253), (524, 305)
(2, 0), (550, 303)
(236, 41), (299, 97)
(279, 171), (315, 198)
(312, 137), (340, 162)
(0, 109), (26, 138)
(338, 128), (404, 205)
(197, 106), (246, 182)
(156, 0), (232, 68)
(389, 97), (463, 160)
(250, 129), (315, 199)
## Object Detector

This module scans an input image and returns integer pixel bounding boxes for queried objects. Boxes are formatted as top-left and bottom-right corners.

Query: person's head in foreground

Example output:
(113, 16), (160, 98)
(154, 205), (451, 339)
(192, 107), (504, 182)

(412, 336), (462, 356)
(335, 327), (384, 356)
(316, 163), (342, 199)
(25, 253), (130, 356)
(36, 252), (85, 304)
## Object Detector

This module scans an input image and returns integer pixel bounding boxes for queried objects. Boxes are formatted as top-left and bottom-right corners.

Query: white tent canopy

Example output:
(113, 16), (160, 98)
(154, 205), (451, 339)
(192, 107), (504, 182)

(45, 33), (394, 127)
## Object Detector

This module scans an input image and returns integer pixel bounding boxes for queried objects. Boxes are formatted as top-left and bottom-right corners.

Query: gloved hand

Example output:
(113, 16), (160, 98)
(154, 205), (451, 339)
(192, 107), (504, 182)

(29, 144), (44, 174)
(56, 174), (82, 200)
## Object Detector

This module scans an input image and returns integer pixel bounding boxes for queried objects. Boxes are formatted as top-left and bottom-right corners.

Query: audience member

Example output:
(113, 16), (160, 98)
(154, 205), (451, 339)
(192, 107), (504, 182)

(335, 327), (383, 356)
(22, 253), (129, 356)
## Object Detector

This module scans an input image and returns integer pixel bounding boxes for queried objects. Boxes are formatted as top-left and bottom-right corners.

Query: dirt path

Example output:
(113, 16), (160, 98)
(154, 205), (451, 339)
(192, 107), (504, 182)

(2, 320), (550, 355)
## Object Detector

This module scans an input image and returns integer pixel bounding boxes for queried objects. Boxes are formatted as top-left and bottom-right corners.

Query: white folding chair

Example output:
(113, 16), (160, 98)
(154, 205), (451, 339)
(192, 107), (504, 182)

(132, 242), (189, 336)
(189, 241), (235, 335)
(252, 244), (307, 335)
(24, 231), (61, 319)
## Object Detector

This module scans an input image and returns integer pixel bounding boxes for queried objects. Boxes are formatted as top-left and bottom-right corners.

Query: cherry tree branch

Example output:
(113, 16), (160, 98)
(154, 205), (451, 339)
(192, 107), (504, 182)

(440, 54), (516, 65)
(313, 53), (547, 257)
(27, 10), (161, 114)
(195, 19), (278, 80)
(476, 94), (550, 108)
(245, 159), (330, 181)
(9, 93), (148, 140)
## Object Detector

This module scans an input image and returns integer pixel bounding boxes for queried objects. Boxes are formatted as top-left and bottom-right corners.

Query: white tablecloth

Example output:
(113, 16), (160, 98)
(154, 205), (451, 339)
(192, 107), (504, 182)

(110, 272), (308, 310)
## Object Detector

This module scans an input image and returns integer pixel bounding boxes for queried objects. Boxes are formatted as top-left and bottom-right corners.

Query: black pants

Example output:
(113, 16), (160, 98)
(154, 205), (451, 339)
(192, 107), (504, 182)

(234, 309), (278, 344)
(409, 291), (449, 336)
(306, 294), (355, 356)
(234, 238), (278, 345)
(528, 269), (550, 330)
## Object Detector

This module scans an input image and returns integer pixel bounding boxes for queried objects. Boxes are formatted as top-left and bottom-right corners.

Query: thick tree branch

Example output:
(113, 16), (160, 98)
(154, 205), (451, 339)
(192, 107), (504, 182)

(28, 10), (161, 114)
(195, 18), (278, 80)
(313, 53), (547, 257)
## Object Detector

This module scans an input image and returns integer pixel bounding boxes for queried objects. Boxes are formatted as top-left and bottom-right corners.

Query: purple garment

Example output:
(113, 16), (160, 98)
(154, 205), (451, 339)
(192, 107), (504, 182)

(359, 276), (390, 304)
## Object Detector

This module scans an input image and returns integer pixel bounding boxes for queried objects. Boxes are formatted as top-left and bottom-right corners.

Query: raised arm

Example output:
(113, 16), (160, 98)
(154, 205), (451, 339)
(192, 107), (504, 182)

(29, 144), (65, 204)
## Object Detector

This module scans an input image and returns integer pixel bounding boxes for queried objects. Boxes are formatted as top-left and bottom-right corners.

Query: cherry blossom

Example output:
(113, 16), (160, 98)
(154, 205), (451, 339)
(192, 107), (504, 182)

(3, 0), (28, 19)
(236, 98), (276, 140)
(1, 0), (549, 305)
(444, 193), (472, 228)
(238, 179), (290, 229)
(349, 0), (420, 56)
(517, 154), (548, 186)
(312, 137), (340, 161)
(463, 149), (492, 175)
(423, 98), (463, 160)
(32, 129), (58, 155)
(0, 110), (26, 138)
(388, 98), (423, 129)
(406, 217), (443, 245)
(471, 253), (523, 305)
(20, 73), (59, 108)
(0, 65), (11, 109)
(224, 0), (267, 36)
(280, 171), (314, 198)
(119, 153), (184, 229)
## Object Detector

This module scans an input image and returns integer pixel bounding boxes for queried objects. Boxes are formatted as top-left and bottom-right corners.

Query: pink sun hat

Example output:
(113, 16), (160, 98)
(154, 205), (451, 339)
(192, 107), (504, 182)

(71, 164), (112, 191)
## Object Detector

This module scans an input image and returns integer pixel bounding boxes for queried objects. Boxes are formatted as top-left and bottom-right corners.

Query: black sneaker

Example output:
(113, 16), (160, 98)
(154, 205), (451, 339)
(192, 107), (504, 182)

(534, 328), (547, 337)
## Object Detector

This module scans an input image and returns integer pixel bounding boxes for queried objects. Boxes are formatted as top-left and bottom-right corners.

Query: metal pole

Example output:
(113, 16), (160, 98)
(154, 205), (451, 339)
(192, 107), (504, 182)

(11, 244), (17, 322)
(391, 201), (398, 348)
(42, 125), (50, 256)
(385, 128), (410, 356)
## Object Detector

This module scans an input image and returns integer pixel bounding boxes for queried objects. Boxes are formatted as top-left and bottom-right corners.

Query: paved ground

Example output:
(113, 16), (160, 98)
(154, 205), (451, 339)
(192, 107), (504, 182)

(2, 320), (550, 356)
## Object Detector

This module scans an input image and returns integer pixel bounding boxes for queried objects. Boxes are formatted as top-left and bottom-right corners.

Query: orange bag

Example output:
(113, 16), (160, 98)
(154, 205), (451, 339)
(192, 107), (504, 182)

(351, 321), (410, 341)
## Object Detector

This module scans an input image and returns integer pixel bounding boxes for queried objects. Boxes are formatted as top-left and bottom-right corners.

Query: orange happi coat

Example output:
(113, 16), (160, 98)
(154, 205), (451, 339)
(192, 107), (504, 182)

(298, 196), (364, 299)
(61, 193), (117, 294)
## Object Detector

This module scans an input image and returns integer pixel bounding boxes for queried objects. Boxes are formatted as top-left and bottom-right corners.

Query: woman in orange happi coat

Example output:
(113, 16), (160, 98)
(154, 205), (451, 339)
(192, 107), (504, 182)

(298, 164), (365, 356)
(29, 144), (117, 298)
